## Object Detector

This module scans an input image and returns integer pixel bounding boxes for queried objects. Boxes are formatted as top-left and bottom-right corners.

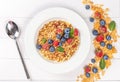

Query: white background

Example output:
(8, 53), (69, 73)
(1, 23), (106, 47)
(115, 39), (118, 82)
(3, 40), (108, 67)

(0, 0), (120, 82)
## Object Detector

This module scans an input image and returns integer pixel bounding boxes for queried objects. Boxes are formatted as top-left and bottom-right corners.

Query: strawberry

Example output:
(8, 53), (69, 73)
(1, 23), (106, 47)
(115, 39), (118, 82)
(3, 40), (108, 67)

(53, 41), (59, 47)
(100, 26), (107, 33)
(94, 11), (101, 19)
(96, 34), (104, 42)
(85, 66), (91, 73)
(95, 49), (103, 57)
(56, 29), (62, 34)
(74, 28), (79, 36)
(42, 43), (49, 50)
(67, 38), (73, 44)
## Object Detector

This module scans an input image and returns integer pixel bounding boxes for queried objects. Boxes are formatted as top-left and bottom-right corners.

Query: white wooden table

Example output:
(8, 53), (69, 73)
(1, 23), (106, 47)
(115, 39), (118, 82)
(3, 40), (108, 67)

(0, 0), (120, 82)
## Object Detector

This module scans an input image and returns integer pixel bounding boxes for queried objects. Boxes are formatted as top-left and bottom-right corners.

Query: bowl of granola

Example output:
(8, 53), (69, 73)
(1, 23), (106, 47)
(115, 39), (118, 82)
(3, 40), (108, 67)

(24, 7), (91, 74)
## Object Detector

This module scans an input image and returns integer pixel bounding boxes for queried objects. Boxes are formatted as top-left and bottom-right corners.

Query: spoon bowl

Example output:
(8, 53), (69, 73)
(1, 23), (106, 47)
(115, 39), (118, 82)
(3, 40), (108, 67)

(6, 21), (20, 39)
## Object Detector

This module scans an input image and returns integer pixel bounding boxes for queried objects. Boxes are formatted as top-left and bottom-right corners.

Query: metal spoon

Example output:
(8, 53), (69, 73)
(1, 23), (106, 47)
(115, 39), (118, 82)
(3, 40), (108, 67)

(6, 21), (30, 79)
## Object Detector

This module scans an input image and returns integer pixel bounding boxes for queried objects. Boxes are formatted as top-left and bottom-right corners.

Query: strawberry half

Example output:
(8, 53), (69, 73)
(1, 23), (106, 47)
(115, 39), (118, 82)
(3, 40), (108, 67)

(96, 34), (104, 42)
(95, 49), (103, 57)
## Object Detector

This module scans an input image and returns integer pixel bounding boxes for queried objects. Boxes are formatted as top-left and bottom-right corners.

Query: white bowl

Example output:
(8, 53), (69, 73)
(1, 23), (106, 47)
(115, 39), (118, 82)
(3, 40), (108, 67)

(24, 7), (91, 74)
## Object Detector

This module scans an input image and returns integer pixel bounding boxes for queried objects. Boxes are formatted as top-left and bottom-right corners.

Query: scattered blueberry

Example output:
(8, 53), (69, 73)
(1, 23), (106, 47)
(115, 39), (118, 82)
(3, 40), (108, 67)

(103, 55), (109, 60)
(36, 44), (42, 50)
(48, 39), (53, 44)
(59, 42), (62, 46)
(106, 35), (111, 40)
(90, 17), (94, 22)
(64, 33), (69, 39)
(85, 72), (90, 78)
(107, 44), (112, 50)
(91, 58), (96, 63)
(85, 5), (90, 10)
(100, 19), (106, 26)
(56, 34), (61, 39)
(49, 46), (55, 52)
(61, 37), (66, 43)
(92, 67), (98, 73)
(64, 28), (70, 34)
(92, 29), (98, 36)
(100, 41), (105, 47)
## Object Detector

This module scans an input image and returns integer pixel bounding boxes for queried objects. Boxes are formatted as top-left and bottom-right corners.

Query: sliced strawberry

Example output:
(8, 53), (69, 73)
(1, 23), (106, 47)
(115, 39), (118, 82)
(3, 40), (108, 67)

(95, 49), (103, 57)
(100, 26), (107, 33)
(53, 41), (59, 47)
(96, 34), (104, 42)
(85, 66), (91, 73)
(74, 28), (79, 36)
(56, 29), (62, 34)
(94, 11), (101, 19)
(42, 43), (49, 50)
(67, 38), (73, 44)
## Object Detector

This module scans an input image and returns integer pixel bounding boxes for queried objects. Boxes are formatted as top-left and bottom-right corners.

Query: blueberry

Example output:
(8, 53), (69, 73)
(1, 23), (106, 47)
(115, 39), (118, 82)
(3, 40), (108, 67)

(103, 55), (109, 60)
(49, 46), (55, 52)
(36, 44), (42, 50)
(56, 34), (61, 39)
(100, 41), (105, 47)
(100, 19), (106, 26)
(106, 35), (111, 40)
(92, 67), (98, 73)
(86, 72), (90, 78)
(48, 39), (53, 44)
(85, 5), (90, 10)
(59, 42), (62, 46)
(64, 33), (69, 39)
(90, 17), (94, 22)
(107, 44), (112, 50)
(64, 28), (70, 34)
(61, 37), (66, 43)
(91, 58), (96, 63)
(92, 30), (98, 36)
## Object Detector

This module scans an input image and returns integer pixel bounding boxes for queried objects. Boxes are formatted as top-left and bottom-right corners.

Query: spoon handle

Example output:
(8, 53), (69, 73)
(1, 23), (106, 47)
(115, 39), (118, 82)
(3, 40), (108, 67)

(15, 40), (30, 79)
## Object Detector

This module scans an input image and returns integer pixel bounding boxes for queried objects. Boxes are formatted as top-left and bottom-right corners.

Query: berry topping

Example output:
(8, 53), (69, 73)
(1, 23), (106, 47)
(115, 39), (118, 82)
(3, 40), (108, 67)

(95, 49), (103, 57)
(64, 28), (70, 34)
(92, 67), (98, 73)
(36, 44), (42, 50)
(94, 11), (101, 19)
(86, 72), (90, 78)
(91, 58), (96, 63)
(61, 37), (66, 43)
(64, 33), (69, 39)
(103, 55), (109, 60)
(100, 19), (106, 26)
(56, 34), (61, 39)
(49, 46), (55, 52)
(48, 39), (53, 44)
(85, 66), (91, 73)
(107, 44), (112, 50)
(53, 41), (59, 47)
(56, 28), (62, 33)
(100, 41), (105, 47)
(90, 17), (94, 22)
(85, 5), (90, 10)
(96, 34), (104, 42)
(92, 29), (98, 36)
(106, 35), (111, 40)
(42, 43), (49, 50)
(67, 38), (73, 44)
(74, 28), (79, 36)
(100, 26), (107, 33)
